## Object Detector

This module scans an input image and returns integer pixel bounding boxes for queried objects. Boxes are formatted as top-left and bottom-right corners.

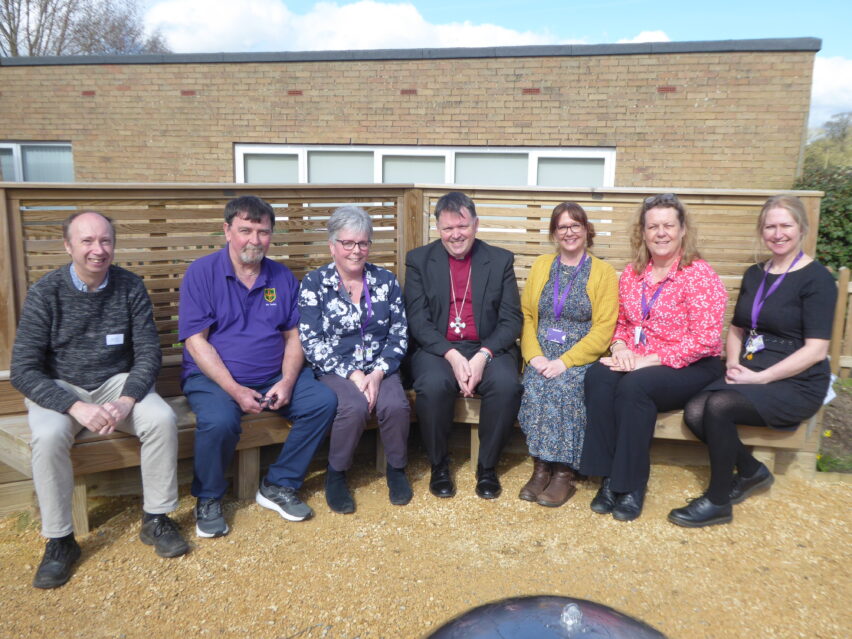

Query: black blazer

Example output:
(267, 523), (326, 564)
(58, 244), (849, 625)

(403, 238), (521, 358)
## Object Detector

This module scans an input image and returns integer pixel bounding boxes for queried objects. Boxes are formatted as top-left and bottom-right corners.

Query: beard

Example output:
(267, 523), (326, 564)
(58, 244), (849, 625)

(239, 244), (265, 265)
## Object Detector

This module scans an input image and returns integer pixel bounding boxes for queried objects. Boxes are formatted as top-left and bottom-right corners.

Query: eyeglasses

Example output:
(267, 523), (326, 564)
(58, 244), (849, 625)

(556, 223), (584, 235)
(335, 239), (372, 251)
(643, 193), (679, 209)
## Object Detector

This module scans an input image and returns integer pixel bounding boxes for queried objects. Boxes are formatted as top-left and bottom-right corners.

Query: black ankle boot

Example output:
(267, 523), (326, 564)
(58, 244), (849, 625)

(325, 466), (355, 514)
(386, 463), (413, 505)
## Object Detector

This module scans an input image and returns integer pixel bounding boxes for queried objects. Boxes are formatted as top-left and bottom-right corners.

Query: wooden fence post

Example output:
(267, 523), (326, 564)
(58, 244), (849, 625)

(0, 188), (17, 371)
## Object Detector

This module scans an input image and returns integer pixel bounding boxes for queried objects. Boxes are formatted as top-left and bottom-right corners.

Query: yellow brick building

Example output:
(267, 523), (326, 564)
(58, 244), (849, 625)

(0, 37), (818, 189)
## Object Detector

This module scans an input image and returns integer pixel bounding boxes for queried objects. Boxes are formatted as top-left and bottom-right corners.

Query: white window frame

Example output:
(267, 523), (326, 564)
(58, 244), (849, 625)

(235, 144), (616, 187)
(0, 142), (74, 182)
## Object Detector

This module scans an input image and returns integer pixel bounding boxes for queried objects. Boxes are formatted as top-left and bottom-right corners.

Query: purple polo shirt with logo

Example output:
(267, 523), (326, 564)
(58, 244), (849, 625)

(178, 246), (300, 386)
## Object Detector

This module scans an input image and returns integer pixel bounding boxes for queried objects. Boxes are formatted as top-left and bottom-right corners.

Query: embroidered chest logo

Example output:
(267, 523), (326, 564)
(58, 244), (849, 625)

(263, 288), (277, 303)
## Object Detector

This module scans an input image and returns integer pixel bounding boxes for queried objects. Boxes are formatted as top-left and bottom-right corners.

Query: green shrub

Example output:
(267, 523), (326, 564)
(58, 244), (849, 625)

(794, 165), (852, 270)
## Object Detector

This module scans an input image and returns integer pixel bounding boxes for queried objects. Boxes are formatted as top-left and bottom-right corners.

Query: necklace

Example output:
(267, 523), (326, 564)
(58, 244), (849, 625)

(449, 262), (472, 337)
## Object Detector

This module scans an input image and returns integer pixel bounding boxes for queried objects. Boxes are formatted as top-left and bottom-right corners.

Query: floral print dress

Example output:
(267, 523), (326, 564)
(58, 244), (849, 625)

(518, 257), (592, 467)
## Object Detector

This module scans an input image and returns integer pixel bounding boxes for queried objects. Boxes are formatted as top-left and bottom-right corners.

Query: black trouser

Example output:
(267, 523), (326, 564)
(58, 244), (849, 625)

(410, 342), (522, 469)
(580, 357), (722, 493)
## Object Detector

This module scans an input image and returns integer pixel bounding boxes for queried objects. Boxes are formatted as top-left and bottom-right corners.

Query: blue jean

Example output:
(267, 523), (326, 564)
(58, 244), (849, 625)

(184, 367), (336, 498)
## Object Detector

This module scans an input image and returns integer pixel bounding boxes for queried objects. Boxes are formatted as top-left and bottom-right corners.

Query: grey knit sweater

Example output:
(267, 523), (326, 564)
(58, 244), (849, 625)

(11, 265), (162, 414)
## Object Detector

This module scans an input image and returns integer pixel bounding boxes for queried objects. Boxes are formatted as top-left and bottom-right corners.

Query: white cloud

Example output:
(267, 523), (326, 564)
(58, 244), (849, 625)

(146, 0), (294, 53)
(145, 0), (552, 53)
(810, 56), (852, 128)
(617, 30), (670, 44)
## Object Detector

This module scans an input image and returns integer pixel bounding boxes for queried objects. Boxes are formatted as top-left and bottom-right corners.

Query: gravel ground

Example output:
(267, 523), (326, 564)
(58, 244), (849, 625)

(1, 455), (850, 639)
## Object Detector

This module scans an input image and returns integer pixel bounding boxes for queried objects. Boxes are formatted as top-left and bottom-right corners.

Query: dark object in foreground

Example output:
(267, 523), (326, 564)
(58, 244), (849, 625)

(427, 595), (667, 639)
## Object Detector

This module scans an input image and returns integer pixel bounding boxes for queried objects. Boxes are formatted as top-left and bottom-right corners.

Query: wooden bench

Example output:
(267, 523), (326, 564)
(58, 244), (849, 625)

(0, 186), (845, 530)
(0, 396), (314, 534)
(451, 264), (847, 475)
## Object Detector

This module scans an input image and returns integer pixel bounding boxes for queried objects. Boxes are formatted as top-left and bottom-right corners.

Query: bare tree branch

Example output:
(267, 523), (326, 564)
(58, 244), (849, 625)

(1, 0), (170, 56)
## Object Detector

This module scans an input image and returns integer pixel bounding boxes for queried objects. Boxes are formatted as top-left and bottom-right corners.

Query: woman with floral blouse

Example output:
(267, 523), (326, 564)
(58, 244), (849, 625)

(298, 206), (410, 514)
(580, 193), (728, 522)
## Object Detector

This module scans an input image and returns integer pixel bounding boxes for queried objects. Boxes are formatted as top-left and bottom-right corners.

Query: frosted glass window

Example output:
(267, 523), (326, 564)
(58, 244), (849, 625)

(0, 149), (14, 181)
(308, 151), (373, 183)
(21, 145), (74, 182)
(382, 155), (445, 183)
(244, 154), (298, 183)
(537, 157), (605, 188)
(455, 153), (527, 186)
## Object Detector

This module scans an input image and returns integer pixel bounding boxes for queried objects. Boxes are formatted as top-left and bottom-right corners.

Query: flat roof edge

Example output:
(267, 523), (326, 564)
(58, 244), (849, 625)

(0, 37), (822, 67)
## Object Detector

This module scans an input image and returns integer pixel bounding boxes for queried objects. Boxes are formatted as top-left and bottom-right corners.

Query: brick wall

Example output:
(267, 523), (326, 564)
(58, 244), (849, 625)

(0, 45), (815, 188)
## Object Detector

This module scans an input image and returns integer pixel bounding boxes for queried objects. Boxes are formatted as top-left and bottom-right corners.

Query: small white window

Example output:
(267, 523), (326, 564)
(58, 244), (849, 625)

(455, 152), (527, 186)
(308, 151), (373, 183)
(0, 143), (74, 182)
(537, 157), (606, 188)
(244, 153), (298, 183)
(383, 155), (445, 183)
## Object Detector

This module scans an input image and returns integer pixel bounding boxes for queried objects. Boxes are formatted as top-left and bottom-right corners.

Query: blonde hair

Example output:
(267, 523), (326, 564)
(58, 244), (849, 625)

(629, 193), (700, 274)
(756, 195), (809, 256)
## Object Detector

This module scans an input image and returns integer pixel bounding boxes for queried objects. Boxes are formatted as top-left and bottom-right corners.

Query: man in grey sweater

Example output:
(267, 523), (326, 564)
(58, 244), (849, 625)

(11, 211), (188, 589)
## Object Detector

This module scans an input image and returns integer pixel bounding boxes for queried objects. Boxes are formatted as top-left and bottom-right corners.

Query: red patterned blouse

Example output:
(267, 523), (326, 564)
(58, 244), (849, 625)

(613, 258), (727, 369)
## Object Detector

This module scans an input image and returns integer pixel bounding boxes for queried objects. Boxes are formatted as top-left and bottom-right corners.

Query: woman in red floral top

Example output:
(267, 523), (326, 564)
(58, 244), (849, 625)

(580, 193), (728, 521)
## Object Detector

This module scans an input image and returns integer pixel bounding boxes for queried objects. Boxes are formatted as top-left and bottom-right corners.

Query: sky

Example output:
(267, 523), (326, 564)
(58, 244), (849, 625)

(141, 0), (852, 129)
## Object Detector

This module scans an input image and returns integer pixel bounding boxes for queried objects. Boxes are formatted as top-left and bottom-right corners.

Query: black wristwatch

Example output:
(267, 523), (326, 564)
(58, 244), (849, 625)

(478, 349), (493, 364)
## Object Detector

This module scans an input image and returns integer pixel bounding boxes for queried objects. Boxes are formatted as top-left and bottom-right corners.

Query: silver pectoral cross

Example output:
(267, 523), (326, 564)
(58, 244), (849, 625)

(450, 316), (466, 334)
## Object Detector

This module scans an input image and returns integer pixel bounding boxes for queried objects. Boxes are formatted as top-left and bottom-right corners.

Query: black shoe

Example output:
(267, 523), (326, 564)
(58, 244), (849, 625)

(590, 477), (616, 514)
(668, 495), (733, 528)
(33, 536), (81, 589)
(475, 465), (502, 500)
(325, 467), (355, 514)
(730, 463), (774, 505)
(429, 461), (456, 498)
(612, 487), (645, 521)
(386, 463), (413, 506)
(140, 514), (190, 558)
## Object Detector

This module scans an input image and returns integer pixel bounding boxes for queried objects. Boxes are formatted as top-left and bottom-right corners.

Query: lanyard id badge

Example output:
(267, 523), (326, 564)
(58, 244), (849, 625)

(744, 331), (764, 360)
(546, 327), (567, 344)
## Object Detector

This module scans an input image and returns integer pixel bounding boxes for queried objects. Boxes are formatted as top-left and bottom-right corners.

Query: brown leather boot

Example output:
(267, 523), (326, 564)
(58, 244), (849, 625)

(518, 457), (552, 502)
(537, 463), (577, 507)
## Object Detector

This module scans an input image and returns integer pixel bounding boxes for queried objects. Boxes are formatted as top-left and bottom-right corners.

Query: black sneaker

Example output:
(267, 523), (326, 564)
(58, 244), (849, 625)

(256, 479), (314, 521)
(195, 497), (229, 538)
(33, 536), (81, 589)
(140, 514), (190, 558)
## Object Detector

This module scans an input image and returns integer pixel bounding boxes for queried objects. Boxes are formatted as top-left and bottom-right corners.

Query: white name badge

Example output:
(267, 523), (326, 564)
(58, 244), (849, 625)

(634, 326), (643, 346)
(106, 333), (124, 346)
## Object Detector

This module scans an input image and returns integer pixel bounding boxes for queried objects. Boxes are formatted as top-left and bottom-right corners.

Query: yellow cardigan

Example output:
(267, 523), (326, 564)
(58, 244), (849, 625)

(520, 252), (619, 367)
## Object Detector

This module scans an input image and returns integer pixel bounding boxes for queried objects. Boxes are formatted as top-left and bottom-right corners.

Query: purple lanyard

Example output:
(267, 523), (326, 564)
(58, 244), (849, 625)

(750, 251), (803, 331)
(552, 252), (587, 319)
(640, 279), (667, 322)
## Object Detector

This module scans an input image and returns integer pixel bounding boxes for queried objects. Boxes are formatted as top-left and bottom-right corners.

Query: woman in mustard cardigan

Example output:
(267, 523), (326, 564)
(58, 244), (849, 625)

(518, 202), (618, 507)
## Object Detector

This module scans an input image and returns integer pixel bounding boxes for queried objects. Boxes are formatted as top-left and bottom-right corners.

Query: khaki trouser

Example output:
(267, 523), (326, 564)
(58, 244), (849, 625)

(26, 373), (178, 538)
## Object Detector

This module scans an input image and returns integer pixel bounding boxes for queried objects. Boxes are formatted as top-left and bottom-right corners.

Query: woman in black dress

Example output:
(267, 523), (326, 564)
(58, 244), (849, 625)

(669, 195), (837, 527)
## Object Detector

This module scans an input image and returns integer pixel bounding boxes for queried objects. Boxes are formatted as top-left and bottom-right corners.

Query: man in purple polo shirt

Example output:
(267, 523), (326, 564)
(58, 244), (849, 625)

(179, 195), (336, 538)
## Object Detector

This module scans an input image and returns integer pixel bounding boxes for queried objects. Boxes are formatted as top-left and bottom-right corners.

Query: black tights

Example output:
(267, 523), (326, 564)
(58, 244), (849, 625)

(683, 390), (767, 504)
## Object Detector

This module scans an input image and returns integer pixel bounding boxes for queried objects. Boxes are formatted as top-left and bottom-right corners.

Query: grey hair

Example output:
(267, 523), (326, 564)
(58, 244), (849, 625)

(327, 206), (373, 242)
